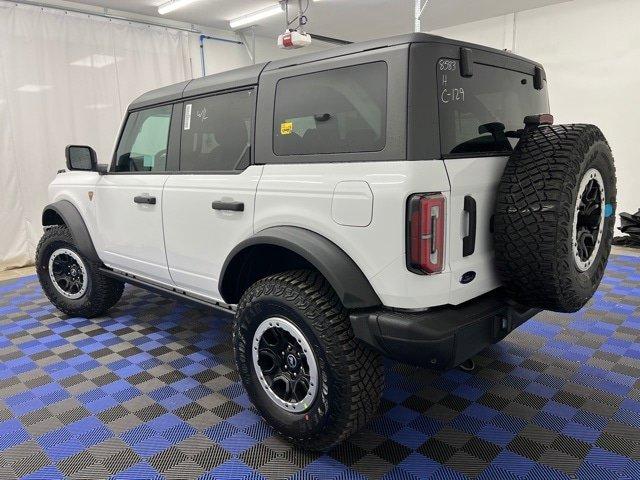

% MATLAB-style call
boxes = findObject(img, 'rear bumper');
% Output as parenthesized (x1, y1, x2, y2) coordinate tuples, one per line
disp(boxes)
(349, 290, 540, 370)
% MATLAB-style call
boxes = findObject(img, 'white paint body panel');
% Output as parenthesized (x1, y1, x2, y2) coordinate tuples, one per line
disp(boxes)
(444, 156, 506, 304)
(331, 181, 374, 227)
(254, 160, 497, 310)
(48, 172, 101, 249)
(162, 166, 263, 299)
(95, 174, 172, 283)
(47, 157, 501, 311)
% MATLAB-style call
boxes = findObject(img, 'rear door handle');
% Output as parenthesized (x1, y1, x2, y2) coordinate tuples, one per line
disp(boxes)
(134, 195, 156, 205)
(212, 201, 244, 212)
(463, 195, 476, 257)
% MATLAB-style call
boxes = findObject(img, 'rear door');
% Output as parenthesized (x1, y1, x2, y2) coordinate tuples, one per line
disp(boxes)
(437, 59, 549, 303)
(162, 88, 261, 300)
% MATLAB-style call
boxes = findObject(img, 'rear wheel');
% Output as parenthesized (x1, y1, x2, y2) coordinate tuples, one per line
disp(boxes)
(36, 226, 124, 318)
(494, 124, 616, 312)
(233, 270, 384, 451)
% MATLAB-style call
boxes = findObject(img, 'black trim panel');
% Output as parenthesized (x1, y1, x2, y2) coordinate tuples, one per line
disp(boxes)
(100, 268, 235, 316)
(219, 226, 381, 309)
(463, 195, 477, 257)
(350, 290, 540, 369)
(42, 200, 100, 263)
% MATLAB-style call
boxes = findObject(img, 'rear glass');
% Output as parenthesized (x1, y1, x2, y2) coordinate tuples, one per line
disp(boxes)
(274, 62, 387, 156)
(437, 59, 549, 156)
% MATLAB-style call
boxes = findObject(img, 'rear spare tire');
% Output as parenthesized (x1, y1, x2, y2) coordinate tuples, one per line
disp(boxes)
(494, 124, 616, 313)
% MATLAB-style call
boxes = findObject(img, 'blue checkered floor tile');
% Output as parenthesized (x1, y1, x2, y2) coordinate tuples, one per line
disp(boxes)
(0, 254, 639, 479)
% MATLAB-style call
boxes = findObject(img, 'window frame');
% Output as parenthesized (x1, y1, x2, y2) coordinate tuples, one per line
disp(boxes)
(255, 46, 408, 165)
(272, 61, 389, 157)
(176, 86, 257, 175)
(109, 103, 177, 175)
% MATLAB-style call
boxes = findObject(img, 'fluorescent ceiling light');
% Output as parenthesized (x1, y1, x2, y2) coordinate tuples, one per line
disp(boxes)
(158, 0, 204, 15)
(71, 54, 121, 68)
(229, 4, 283, 29)
(17, 84, 53, 93)
(84, 103, 112, 110)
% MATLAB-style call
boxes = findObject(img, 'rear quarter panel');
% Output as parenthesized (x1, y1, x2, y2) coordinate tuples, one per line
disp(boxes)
(254, 161, 453, 309)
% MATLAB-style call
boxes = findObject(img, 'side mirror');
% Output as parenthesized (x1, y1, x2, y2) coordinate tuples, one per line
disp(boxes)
(65, 145, 98, 171)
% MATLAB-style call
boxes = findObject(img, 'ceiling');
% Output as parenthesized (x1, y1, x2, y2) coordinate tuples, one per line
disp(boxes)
(69, 0, 573, 41)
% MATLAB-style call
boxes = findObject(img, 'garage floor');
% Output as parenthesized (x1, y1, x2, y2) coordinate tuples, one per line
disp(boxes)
(0, 255, 639, 480)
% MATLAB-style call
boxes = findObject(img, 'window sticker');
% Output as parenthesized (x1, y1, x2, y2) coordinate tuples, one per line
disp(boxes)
(280, 121, 293, 135)
(184, 104, 192, 131)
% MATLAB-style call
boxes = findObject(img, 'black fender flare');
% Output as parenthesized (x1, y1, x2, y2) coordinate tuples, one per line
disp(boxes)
(219, 226, 381, 309)
(42, 200, 100, 263)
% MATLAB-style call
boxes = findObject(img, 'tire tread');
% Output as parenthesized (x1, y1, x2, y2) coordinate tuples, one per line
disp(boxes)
(234, 269, 384, 451)
(494, 124, 616, 312)
(36, 225, 124, 318)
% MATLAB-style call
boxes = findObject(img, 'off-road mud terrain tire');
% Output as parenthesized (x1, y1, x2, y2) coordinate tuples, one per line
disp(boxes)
(494, 124, 616, 313)
(234, 270, 384, 451)
(36, 225, 124, 318)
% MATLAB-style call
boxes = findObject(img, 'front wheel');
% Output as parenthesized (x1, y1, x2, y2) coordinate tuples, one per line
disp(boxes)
(233, 270, 384, 451)
(36, 225, 124, 318)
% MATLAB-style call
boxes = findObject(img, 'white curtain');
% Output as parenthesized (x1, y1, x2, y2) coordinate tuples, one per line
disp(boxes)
(0, 2, 192, 271)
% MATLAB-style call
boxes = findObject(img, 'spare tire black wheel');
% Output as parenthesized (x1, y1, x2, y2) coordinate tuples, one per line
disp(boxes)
(494, 124, 616, 313)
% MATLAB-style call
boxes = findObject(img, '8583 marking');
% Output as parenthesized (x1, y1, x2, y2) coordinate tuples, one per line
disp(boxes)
(439, 59, 457, 71)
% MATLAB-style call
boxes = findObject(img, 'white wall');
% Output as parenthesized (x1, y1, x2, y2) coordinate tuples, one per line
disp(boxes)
(188, 29, 331, 78)
(431, 0, 640, 223)
(0, 2, 192, 270)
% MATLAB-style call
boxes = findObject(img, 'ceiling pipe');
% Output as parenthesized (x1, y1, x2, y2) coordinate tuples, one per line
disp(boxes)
(307, 33, 352, 45)
(199, 34, 244, 77)
(414, 0, 430, 32)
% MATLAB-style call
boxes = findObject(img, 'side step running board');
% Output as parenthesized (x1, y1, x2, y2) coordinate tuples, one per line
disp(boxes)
(99, 267, 236, 316)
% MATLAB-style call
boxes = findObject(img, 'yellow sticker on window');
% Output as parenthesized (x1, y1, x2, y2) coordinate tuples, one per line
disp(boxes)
(280, 122, 293, 135)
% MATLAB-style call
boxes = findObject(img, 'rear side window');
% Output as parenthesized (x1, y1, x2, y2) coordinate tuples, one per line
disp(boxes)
(274, 62, 388, 156)
(180, 89, 253, 172)
(115, 105, 172, 172)
(437, 60, 549, 156)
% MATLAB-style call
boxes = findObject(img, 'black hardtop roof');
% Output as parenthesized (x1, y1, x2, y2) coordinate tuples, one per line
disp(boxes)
(128, 32, 542, 111)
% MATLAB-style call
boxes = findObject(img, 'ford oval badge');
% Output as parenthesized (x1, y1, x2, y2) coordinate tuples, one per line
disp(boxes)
(460, 271, 476, 284)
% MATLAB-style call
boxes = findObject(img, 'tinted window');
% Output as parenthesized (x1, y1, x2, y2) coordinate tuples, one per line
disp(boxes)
(274, 62, 387, 156)
(115, 105, 172, 172)
(180, 90, 253, 172)
(438, 60, 549, 156)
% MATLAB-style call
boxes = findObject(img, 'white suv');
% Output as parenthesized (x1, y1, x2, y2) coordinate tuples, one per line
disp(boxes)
(36, 33, 616, 450)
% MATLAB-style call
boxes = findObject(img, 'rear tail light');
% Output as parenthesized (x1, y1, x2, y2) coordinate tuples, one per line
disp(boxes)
(407, 193, 446, 274)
